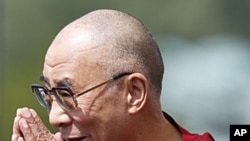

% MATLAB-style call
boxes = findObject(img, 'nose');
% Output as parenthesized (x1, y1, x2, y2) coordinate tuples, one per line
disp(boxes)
(49, 100, 71, 128)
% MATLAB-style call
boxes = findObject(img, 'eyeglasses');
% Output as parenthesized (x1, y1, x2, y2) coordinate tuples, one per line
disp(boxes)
(31, 72, 131, 111)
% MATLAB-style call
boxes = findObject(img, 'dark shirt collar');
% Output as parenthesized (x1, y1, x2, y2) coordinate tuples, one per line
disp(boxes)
(163, 111, 181, 132)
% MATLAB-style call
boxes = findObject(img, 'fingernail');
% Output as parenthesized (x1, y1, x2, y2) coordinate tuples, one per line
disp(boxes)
(30, 109, 37, 117)
(17, 108, 21, 116)
(18, 137, 24, 141)
(21, 119, 28, 128)
(30, 109, 40, 122)
(22, 108, 31, 118)
(11, 134, 17, 140)
(14, 117, 18, 121)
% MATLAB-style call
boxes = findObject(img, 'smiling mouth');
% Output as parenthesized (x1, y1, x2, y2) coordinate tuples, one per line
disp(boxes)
(64, 136, 87, 141)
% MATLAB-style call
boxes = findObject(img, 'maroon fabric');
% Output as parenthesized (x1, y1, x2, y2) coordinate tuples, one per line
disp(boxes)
(163, 112, 215, 141)
(179, 126, 215, 141)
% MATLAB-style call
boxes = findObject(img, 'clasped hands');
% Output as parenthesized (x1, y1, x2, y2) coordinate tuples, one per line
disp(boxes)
(12, 107, 62, 141)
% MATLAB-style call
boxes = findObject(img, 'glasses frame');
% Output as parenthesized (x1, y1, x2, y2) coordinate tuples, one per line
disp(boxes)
(31, 72, 132, 111)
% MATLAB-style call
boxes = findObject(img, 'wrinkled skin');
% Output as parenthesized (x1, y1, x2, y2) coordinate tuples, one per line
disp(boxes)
(12, 107, 62, 141)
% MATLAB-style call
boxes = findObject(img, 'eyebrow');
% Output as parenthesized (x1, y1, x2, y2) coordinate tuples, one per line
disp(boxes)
(55, 78, 72, 88)
(39, 74, 72, 88)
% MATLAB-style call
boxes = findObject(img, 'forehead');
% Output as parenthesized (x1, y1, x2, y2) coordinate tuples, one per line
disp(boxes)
(45, 30, 93, 65)
(43, 46, 103, 88)
(42, 22, 109, 86)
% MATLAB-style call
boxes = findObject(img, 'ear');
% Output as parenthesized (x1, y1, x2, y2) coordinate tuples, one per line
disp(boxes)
(126, 73, 148, 114)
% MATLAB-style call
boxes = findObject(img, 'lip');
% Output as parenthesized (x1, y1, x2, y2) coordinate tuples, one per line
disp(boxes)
(64, 136, 87, 141)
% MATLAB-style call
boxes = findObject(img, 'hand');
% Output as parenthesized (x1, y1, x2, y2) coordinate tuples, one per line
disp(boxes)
(12, 107, 62, 141)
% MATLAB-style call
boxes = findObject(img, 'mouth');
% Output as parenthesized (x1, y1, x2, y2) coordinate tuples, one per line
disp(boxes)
(64, 136, 87, 141)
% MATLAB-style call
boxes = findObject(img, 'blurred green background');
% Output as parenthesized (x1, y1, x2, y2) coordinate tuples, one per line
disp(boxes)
(2, 0, 250, 140)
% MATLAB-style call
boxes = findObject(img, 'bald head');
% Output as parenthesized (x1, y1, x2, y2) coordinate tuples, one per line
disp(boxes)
(45, 9, 164, 96)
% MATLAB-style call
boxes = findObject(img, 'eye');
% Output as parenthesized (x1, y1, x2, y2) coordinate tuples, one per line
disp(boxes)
(56, 89, 72, 98)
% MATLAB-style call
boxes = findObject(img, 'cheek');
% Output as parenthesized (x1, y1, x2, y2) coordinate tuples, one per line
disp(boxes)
(75, 90, 125, 123)
(69, 96, 102, 128)
(70, 89, 128, 138)
(77, 96, 104, 114)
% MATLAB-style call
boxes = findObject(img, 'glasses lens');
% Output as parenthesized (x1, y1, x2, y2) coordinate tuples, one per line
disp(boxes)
(33, 87, 51, 109)
(54, 89, 76, 111)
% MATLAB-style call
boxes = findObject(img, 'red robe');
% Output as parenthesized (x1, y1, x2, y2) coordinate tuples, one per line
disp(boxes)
(180, 126, 214, 141)
(163, 112, 215, 141)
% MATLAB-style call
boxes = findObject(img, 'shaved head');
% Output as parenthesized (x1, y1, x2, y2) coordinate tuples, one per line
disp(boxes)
(13, 9, 212, 141)
(45, 9, 164, 96)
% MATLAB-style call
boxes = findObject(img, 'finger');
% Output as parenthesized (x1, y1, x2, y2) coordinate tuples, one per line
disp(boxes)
(19, 107, 35, 123)
(11, 134, 19, 141)
(29, 109, 56, 141)
(19, 108, 45, 135)
(19, 118, 35, 141)
(17, 137, 24, 141)
(18, 107, 55, 141)
(13, 116, 21, 134)
(30, 108, 49, 131)
(11, 135, 24, 141)
(23, 108, 43, 135)
(12, 116, 22, 141)
(29, 108, 53, 137)
(18, 107, 40, 140)
(20, 108, 55, 141)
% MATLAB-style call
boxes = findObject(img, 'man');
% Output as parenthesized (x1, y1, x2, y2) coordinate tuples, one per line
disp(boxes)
(12, 9, 214, 141)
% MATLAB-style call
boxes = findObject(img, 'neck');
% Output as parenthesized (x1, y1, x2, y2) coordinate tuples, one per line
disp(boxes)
(123, 107, 183, 141)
